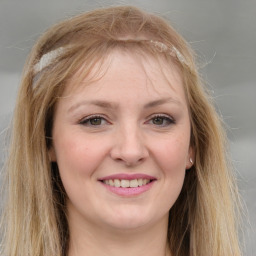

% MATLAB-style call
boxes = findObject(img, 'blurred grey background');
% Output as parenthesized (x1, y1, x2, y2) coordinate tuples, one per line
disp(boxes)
(0, 0, 255, 255)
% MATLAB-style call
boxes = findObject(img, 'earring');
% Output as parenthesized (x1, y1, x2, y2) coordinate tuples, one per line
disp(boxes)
(189, 158, 193, 164)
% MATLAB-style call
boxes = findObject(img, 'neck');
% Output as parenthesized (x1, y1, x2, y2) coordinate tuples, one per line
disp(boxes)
(67, 213, 171, 256)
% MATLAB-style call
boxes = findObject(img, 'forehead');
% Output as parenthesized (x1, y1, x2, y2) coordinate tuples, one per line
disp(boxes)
(63, 49, 186, 105)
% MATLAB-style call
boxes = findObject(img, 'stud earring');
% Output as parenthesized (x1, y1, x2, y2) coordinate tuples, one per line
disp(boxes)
(189, 158, 193, 164)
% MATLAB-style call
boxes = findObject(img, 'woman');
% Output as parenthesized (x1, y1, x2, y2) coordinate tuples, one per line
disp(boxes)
(1, 6, 241, 256)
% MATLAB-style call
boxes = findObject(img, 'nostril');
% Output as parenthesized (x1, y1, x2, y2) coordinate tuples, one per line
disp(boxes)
(109, 134, 149, 166)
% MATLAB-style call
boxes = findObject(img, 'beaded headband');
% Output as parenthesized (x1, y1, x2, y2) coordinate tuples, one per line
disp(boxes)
(149, 40, 188, 65)
(33, 41, 188, 74)
(34, 47, 65, 73)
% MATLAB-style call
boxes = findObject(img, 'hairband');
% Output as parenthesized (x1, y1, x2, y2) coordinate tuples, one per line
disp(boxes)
(33, 47, 66, 73)
(149, 40, 188, 65)
(33, 41, 188, 74)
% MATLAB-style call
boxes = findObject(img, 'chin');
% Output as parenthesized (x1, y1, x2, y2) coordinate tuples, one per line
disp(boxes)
(101, 207, 161, 231)
(105, 218, 150, 231)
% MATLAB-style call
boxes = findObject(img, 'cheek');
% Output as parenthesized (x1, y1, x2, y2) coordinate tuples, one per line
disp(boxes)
(154, 134, 190, 173)
(145, 135, 189, 214)
(53, 133, 107, 179)
(53, 134, 109, 209)
(156, 136, 189, 205)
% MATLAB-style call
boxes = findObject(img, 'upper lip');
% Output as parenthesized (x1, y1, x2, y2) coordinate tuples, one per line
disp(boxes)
(98, 173, 157, 181)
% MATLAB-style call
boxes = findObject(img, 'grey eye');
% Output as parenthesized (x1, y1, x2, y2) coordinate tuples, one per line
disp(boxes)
(89, 118, 102, 125)
(150, 115, 174, 126)
(80, 116, 107, 126)
(152, 117, 165, 125)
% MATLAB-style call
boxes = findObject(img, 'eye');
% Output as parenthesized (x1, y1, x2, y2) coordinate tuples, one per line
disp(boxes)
(79, 115, 108, 126)
(148, 115, 175, 127)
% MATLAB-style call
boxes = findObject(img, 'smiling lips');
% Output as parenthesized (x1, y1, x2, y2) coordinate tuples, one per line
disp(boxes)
(99, 174, 156, 196)
(103, 178, 150, 188)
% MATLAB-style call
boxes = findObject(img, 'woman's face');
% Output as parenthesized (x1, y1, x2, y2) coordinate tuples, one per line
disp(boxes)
(50, 50, 193, 232)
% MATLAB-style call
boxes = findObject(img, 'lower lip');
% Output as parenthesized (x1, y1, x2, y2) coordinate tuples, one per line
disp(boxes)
(100, 181, 155, 196)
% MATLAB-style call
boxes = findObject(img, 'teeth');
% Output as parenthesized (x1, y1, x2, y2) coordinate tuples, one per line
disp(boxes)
(114, 179, 120, 187)
(120, 180, 129, 188)
(103, 178, 150, 188)
(130, 179, 138, 188)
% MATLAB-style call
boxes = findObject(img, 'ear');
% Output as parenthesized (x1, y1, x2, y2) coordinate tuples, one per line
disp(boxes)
(48, 146, 57, 162)
(186, 146, 195, 170)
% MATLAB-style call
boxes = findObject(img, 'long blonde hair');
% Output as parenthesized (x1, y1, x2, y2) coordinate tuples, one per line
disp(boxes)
(1, 6, 241, 256)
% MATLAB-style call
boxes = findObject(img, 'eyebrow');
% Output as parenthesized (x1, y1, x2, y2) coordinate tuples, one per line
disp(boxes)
(144, 97, 182, 108)
(68, 97, 182, 113)
(68, 100, 117, 113)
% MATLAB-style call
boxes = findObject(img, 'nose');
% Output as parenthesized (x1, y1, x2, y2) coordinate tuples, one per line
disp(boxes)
(110, 124, 149, 166)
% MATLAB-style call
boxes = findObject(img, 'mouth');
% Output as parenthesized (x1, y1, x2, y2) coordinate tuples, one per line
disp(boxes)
(98, 174, 157, 196)
(101, 178, 152, 188)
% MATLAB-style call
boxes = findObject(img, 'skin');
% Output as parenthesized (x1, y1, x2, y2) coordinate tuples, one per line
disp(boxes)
(50, 50, 194, 256)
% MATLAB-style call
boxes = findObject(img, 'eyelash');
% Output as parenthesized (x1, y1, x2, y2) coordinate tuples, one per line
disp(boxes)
(147, 114, 175, 127)
(78, 114, 175, 127)
(79, 115, 109, 126)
